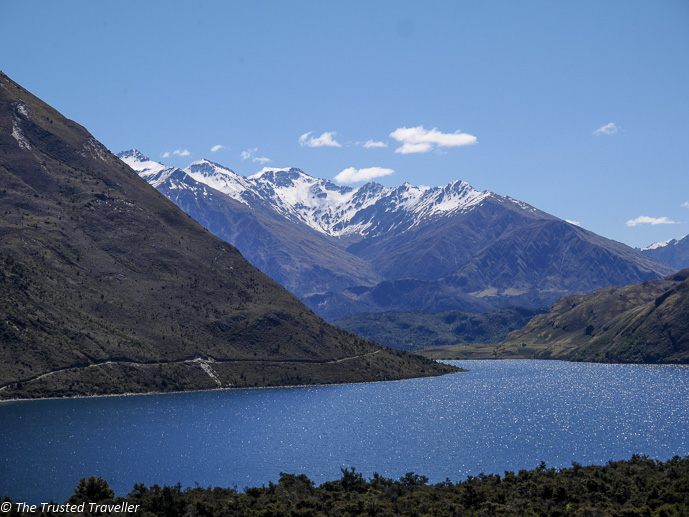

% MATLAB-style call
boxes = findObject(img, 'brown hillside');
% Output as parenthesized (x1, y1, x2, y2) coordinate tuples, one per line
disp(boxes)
(497, 269, 689, 363)
(0, 71, 456, 399)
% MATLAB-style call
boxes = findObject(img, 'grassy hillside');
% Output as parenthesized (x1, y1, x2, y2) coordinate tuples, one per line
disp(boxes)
(496, 269, 689, 363)
(419, 270, 689, 364)
(0, 71, 457, 399)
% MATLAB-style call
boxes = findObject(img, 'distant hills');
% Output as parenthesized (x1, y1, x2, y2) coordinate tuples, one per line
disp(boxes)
(120, 151, 672, 321)
(333, 307, 544, 352)
(0, 71, 455, 399)
(640, 235, 689, 271)
(492, 268, 689, 363)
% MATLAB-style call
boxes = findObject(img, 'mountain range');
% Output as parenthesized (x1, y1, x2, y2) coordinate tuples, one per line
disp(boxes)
(0, 71, 454, 399)
(120, 151, 673, 321)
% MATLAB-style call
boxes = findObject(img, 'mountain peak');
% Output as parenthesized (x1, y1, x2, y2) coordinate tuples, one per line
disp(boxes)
(183, 159, 249, 200)
(640, 234, 689, 271)
(113, 144, 673, 324)
(118, 153, 551, 241)
(357, 181, 387, 193)
(186, 158, 237, 176)
(188, 158, 215, 167)
(444, 178, 474, 191)
(249, 167, 308, 181)
(117, 149, 168, 178)
(117, 149, 150, 162)
(641, 239, 675, 251)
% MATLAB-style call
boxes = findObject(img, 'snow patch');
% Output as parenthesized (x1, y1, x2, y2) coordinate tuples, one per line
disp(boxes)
(249, 167, 293, 179)
(641, 239, 673, 251)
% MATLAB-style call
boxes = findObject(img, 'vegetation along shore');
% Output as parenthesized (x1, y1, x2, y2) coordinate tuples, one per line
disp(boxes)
(2, 455, 688, 516)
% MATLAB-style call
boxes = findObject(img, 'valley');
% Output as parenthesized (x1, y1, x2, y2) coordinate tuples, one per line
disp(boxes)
(2, 3, 688, 513)
(419, 268, 689, 363)
(118, 151, 688, 366)
(120, 151, 672, 323)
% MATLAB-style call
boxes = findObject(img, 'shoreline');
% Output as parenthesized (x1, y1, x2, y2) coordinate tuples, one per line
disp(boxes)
(0, 368, 465, 405)
(5, 357, 688, 404)
(4, 357, 688, 404)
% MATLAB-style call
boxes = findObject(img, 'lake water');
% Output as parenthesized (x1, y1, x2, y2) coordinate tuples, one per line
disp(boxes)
(1, 360, 688, 504)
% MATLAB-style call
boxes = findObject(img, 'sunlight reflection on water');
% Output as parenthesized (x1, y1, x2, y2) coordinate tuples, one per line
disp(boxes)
(1, 360, 687, 503)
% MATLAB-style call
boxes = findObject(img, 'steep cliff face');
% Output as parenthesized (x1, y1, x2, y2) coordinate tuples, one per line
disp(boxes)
(0, 71, 456, 399)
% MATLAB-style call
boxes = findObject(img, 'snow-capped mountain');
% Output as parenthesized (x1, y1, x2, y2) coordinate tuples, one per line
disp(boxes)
(118, 150, 672, 320)
(184, 159, 252, 202)
(640, 234, 689, 271)
(254, 170, 530, 241)
(120, 150, 534, 241)
(119, 151, 247, 201)
(243, 168, 501, 240)
(118, 149, 169, 180)
(641, 240, 673, 251)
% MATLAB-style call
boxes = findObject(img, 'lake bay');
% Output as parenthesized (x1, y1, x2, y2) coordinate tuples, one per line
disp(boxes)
(1, 360, 688, 504)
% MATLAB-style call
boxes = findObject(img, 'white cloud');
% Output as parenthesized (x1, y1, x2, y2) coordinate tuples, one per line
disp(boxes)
(299, 131, 342, 148)
(334, 166, 394, 184)
(363, 140, 387, 148)
(241, 147, 258, 161)
(390, 126, 477, 154)
(682, 201, 689, 209)
(210, 145, 224, 153)
(626, 215, 679, 227)
(241, 147, 270, 164)
(593, 122, 619, 136)
(162, 152, 170, 158)
(173, 148, 191, 157)
(565, 220, 581, 226)
(396, 141, 434, 154)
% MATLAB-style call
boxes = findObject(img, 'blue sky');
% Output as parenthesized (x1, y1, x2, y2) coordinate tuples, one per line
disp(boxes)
(1, 0, 688, 248)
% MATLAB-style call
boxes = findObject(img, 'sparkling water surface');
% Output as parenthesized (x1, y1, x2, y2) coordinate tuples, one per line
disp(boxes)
(1, 360, 688, 503)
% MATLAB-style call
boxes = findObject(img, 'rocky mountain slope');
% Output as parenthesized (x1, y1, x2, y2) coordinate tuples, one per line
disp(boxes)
(641, 235, 689, 271)
(121, 151, 672, 320)
(119, 151, 383, 298)
(496, 269, 689, 363)
(0, 71, 455, 399)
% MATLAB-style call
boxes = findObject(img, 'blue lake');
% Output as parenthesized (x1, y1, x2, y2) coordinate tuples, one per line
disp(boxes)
(1, 360, 688, 504)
